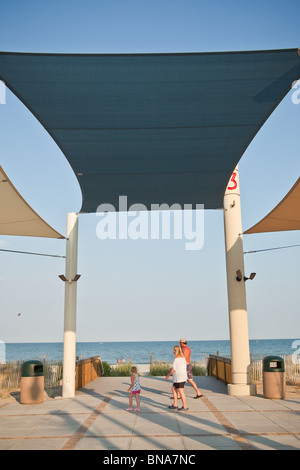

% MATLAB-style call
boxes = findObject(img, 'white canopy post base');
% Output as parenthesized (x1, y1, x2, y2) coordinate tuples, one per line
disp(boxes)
(223, 167, 256, 397)
(62, 212, 79, 399)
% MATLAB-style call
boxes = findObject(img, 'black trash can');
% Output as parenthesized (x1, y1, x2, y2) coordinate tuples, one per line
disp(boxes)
(263, 356, 286, 399)
(20, 360, 44, 404)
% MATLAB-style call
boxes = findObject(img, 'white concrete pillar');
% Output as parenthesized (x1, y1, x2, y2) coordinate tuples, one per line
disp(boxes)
(223, 167, 256, 396)
(62, 212, 79, 398)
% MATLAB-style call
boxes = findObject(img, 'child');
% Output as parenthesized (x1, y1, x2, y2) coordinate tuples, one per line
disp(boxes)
(127, 366, 141, 411)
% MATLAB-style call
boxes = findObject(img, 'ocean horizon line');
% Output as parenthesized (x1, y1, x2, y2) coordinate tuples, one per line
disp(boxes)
(3, 338, 298, 363)
(3, 337, 297, 344)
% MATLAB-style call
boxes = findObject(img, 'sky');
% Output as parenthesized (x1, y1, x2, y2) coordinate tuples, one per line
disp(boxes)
(0, 0, 299, 345)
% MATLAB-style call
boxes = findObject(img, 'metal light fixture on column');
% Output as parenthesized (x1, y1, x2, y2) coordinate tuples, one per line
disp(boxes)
(236, 270, 256, 282)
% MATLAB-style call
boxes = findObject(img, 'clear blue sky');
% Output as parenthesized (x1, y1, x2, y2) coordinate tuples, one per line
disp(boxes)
(0, 0, 299, 344)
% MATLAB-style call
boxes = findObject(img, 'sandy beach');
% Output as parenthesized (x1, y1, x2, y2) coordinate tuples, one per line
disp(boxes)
(135, 364, 150, 375)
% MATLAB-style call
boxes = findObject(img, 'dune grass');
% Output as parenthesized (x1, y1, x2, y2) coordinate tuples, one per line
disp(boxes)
(102, 362, 133, 377)
(150, 361, 206, 376)
(150, 361, 171, 376)
(102, 360, 206, 377)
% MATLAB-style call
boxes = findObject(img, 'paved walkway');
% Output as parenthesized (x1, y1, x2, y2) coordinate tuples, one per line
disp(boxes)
(0, 375, 300, 450)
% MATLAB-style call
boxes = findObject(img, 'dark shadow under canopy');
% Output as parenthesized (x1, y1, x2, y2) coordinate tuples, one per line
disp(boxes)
(0, 49, 299, 213)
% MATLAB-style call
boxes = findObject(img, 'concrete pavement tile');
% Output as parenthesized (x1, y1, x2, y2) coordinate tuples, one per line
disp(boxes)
(0, 414, 53, 438)
(86, 412, 137, 436)
(238, 396, 288, 411)
(59, 400, 104, 415)
(137, 393, 177, 412)
(9, 437, 69, 450)
(0, 399, 71, 415)
(71, 395, 106, 405)
(0, 439, 18, 450)
(223, 411, 288, 434)
(245, 434, 300, 450)
(261, 411, 300, 433)
(275, 399, 300, 411)
(19, 401, 70, 415)
(129, 435, 185, 450)
(133, 413, 180, 435)
(74, 436, 131, 450)
(134, 401, 170, 413)
(207, 395, 253, 411)
(102, 396, 134, 413)
(193, 377, 228, 395)
(176, 411, 228, 435)
(183, 398, 210, 412)
(29, 413, 89, 437)
(182, 434, 241, 450)
(0, 402, 33, 415)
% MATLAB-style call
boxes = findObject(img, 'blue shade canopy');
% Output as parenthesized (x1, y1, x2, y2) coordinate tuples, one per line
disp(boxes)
(0, 49, 299, 213)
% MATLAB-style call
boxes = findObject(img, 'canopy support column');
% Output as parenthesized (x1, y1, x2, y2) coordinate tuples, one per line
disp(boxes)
(223, 167, 256, 396)
(62, 212, 79, 398)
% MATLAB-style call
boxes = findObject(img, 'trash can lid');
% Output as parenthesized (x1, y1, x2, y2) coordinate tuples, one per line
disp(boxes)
(21, 360, 44, 377)
(263, 355, 285, 372)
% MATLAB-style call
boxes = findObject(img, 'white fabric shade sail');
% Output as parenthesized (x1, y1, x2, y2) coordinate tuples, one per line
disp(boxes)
(0, 165, 64, 239)
(244, 178, 300, 234)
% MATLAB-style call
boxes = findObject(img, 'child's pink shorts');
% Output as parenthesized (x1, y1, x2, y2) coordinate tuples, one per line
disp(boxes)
(131, 390, 140, 395)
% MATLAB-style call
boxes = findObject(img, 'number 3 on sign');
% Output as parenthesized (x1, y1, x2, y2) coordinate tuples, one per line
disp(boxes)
(228, 172, 237, 190)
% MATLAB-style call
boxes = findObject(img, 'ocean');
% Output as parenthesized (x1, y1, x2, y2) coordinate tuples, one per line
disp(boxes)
(1, 338, 299, 364)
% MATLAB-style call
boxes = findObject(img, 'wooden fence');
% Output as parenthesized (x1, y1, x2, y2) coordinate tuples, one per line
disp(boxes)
(208, 354, 300, 386)
(75, 355, 103, 390)
(207, 355, 232, 384)
(1, 356, 103, 391)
